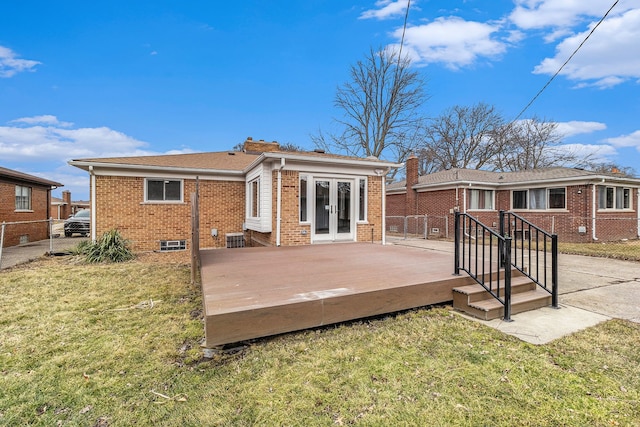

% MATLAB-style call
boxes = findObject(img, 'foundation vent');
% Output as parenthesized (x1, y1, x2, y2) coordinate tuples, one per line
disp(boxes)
(160, 240, 186, 251)
(226, 232, 245, 249)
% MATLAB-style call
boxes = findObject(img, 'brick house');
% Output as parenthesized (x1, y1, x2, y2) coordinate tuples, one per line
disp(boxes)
(51, 191, 90, 219)
(68, 138, 400, 252)
(0, 166, 62, 247)
(387, 156, 640, 242)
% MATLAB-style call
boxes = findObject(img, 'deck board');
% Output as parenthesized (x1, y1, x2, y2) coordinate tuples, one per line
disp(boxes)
(200, 242, 475, 347)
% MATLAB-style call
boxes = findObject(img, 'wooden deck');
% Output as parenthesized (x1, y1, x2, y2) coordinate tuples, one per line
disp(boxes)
(200, 242, 479, 347)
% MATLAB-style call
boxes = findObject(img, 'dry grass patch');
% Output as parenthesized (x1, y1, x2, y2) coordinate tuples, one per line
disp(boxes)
(1, 255, 639, 426)
(559, 240, 640, 262)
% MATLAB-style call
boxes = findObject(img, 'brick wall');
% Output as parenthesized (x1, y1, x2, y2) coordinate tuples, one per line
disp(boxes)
(389, 181, 639, 243)
(362, 175, 383, 242)
(94, 176, 245, 252)
(386, 193, 406, 217)
(0, 180, 51, 247)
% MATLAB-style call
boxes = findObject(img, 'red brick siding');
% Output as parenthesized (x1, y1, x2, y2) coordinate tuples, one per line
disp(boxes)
(358, 176, 383, 242)
(0, 180, 51, 247)
(390, 184, 638, 243)
(386, 193, 406, 217)
(94, 176, 245, 252)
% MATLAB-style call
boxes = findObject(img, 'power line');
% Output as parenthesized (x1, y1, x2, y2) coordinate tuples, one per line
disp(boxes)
(513, 0, 620, 122)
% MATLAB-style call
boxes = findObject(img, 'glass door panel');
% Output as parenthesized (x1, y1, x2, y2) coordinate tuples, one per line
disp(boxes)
(315, 180, 330, 235)
(312, 178, 354, 242)
(336, 181, 351, 234)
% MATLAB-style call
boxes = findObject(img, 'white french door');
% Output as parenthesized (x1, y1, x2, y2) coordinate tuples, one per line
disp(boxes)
(313, 178, 355, 242)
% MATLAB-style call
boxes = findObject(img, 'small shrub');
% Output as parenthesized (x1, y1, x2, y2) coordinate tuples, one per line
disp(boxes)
(72, 239, 92, 256)
(84, 229, 135, 263)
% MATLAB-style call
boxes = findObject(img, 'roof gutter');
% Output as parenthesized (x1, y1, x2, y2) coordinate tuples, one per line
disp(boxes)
(68, 160, 245, 176)
(244, 152, 401, 173)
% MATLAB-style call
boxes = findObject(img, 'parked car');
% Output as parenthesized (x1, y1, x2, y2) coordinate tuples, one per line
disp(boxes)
(64, 209, 90, 237)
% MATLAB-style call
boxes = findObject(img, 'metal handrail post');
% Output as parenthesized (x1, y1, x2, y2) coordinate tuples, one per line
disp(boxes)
(551, 234, 559, 308)
(503, 236, 512, 321)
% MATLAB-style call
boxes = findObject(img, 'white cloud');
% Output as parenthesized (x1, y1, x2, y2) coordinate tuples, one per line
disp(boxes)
(509, 0, 633, 32)
(554, 120, 607, 138)
(0, 115, 192, 162)
(360, 0, 409, 20)
(10, 115, 74, 127)
(0, 45, 41, 78)
(0, 115, 195, 200)
(532, 8, 640, 88)
(560, 142, 618, 163)
(603, 130, 640, 150)
(394, 17, 506, 69)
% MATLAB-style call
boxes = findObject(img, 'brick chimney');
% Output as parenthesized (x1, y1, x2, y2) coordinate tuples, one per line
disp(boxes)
(405, 155, 419, 216)
(61, 190, 72, 219)
(243, 137, 281, 153)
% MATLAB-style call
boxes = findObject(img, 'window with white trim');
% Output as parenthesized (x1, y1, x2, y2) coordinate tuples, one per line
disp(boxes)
(300, 175, 308, 222)
(15, 185, 32, 210)
(358, 178, 367, 221)
(468, 189, 494, 210)
(249, 178, 260, 218)
(598, 186, 631, 209)
(512, 188, 566, 210)
(145, 179, 182, 202)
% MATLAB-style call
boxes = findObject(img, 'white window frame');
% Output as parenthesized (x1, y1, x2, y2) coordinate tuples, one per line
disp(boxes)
(511, 187, 566, 211)
(249, 177, 261, 219)
(468, 189, 495, 211)
(357, 177, 368, 223)
(144, 178, 183, 203)
(299, 175, 309, 223)
(598, 186, 632, 210)
(15, 185, 32, 211)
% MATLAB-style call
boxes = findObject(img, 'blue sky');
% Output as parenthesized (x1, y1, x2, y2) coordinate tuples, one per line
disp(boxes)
(1, 0, 639, 200)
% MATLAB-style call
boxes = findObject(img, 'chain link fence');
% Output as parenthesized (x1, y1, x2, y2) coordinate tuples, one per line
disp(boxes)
(386, 215, 450, 240)
(0, 219, 88, 270)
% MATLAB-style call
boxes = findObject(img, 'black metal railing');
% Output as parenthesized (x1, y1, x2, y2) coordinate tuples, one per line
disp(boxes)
(454, 212, 513, 321)
(499, 210, 558, 308)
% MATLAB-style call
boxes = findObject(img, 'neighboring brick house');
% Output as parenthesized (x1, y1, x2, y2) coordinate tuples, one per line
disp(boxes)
(387, 156, 640, 243)
(68, 138, 400, 252)
(0, 166, 62, 247)
(51, 191, 90, 219)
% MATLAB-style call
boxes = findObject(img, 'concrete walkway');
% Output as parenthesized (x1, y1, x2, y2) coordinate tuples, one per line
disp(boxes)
(0, 236, 87, 270)
(390, 237, 640, 344)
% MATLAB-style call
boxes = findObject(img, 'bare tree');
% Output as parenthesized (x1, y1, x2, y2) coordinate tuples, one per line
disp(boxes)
(421, 103, 504, 170)
(492, 117, 579, 171)
(312, 46, 428, 166)
(582, 161, 636, 177)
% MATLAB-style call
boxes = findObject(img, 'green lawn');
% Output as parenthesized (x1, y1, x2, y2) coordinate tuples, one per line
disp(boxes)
(1, 255, 639, 426)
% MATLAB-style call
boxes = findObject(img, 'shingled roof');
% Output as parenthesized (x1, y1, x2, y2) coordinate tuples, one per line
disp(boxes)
(388, 167, 640, 192)
(0, 166, 63, 187)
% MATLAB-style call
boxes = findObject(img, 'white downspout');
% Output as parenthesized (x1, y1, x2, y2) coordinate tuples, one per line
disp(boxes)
(382, 173, 387, 245)
(276, 158, 285, 247)
(592, 183, 598, 241)
(462, 187, 467, 214)
(89, 166, 97, 242)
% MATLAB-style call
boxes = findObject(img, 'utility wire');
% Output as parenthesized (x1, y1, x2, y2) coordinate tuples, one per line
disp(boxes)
(396, 0, 411, 65)
(513, 0, 620, 122)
